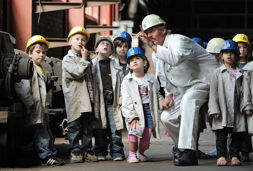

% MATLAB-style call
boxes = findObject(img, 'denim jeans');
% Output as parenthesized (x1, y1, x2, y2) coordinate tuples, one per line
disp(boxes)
(93, 104, 124, 158)
(33, 114, 57, 159)
(67, 113, 94, 154)
(143, 103, 153, 128)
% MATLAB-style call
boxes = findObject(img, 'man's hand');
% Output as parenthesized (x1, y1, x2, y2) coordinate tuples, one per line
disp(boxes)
(136, 25, 154, 48)
(81, 46, 89, 61)
(244, 110, 253, 116)
(162, 94, 174, 109)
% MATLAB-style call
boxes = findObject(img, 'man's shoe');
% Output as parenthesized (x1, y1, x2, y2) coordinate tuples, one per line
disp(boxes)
(70, 150, 84, 163)
(172, 146, 183, 159)
(197, 149, 211, 159)
(174, 149, 198, 166)
(42, 156, 65, 166)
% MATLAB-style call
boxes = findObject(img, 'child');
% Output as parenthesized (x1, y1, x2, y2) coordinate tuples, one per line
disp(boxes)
(92, 36, 125, 161)
(206, 37, 225, 64)
(192, 37, 204, 48)
(62, 26, 95, 163)
(205, 37, 225, 158)
(121, 47, 161, 163)
(113, 31, 132, 75)
(233, 33, 252, 69)
(241, 61, 253, 160)
(233, 33, 252, 162)
(208, 40, 247, 166)
(15, 35, 64, 166)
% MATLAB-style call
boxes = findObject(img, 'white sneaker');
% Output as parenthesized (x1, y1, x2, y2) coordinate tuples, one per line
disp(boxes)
(97, 156, 106, 161)
(137, 151, 148, 162)
(127, 152, 139, 163)
(70, 151, 83, 163)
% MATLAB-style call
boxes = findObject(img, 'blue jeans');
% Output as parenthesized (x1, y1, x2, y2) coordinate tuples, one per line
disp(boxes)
(67, 113, 94, 153)
(93, 104, 124, 158)
(143, 103, 153, 128)
(33, 114, 57, 159)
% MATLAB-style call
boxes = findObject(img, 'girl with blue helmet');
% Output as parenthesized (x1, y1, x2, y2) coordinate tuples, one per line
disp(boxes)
(113, 32, 132, 75)
(121, 47, 161, 163)
(126, 47, 149, 72)
(209, 40, 248, 166)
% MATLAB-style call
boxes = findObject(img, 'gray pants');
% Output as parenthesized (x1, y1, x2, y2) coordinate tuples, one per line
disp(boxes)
(161, 84, 209, 150)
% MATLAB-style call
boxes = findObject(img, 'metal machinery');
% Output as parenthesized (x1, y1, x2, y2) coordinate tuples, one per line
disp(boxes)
(0, 0, 123, 166)
(0, 31, 34, 166)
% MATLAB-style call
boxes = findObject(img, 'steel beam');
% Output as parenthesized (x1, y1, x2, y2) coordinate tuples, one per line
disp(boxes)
(47, 25, 119, 48)
(35, 0, 119, 13)
(86, 25, 119, 34)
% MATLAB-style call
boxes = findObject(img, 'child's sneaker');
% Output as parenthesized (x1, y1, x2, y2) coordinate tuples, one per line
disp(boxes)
(127, 151, 139, 163)
(84, 151, 98, 162)
(97, 155, 106, 161)
(231, 157, 241, 166)
(241, 152, 250, 162)
(42, 156, 65, 166)
(113, 156, 124, 161)
(137, 151, 149, 162)
(70, 150, 83, 163)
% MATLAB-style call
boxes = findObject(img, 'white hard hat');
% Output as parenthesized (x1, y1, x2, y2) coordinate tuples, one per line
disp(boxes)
(142, 14, 166, 31)
(206, 38, 225, 54)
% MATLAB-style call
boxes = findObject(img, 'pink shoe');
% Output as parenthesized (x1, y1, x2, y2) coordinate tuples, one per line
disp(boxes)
(137, 151, 148, 162)
(163, 130, 171, 137)
(127, 152, 139, 163)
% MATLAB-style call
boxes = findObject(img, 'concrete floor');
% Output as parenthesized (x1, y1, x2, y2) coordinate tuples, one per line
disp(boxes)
(1, 126, 253, 171)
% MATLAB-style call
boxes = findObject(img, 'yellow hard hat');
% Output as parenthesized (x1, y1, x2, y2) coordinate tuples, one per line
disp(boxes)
(26, 35, 50, 53)
(232, 33, 250, 46)
(67, 26, 90, 41)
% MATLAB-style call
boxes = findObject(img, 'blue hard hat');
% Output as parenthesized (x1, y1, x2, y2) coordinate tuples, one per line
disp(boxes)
(126, 47, 146, 63)
(220, 40, 239, 53)
(114, 31, 132, 44)
(203, 42, 208, 49)
(192, 37, 204, 47)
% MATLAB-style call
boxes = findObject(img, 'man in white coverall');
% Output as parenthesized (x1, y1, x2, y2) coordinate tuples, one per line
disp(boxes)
(137, 14, 218, 166)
